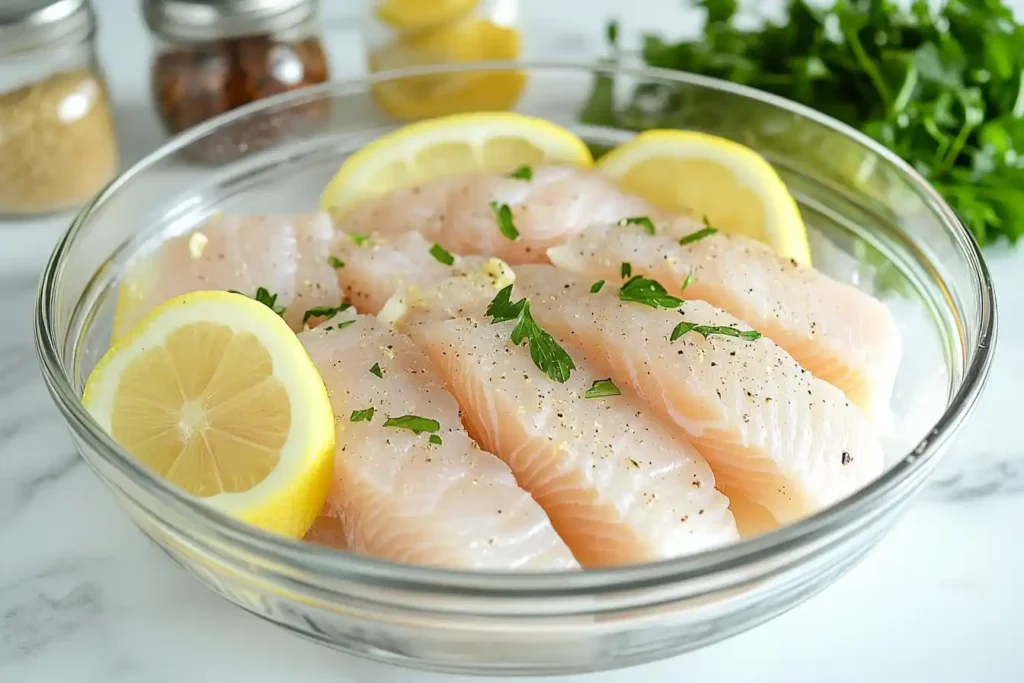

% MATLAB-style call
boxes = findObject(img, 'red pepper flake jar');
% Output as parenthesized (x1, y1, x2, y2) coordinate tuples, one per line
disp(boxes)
(142, 0, 330, 164)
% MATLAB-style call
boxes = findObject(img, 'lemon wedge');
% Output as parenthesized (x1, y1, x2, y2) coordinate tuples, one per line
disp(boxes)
(83, 291, 336, 538)
(320, 112, 593, 217)
(375, 0, 479, 31)
(369, 17, 524, 121)
(597, 130, 812, 265)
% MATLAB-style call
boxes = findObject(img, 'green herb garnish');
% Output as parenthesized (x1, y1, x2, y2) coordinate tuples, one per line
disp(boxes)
(383, 414, 441, 435)
(429, 243, 455, 265)
(323, 319, 356, 332)
(590, 279, 606, 293)
(681, 271, 693, 293)
(327, 256, 344, 269)
(369, 362, 383, 378)
(489, 201, 520, 241)
(620, 262, 632, 279)
(302, 303, 351, 324)
(619, 275, 684, 309)
(678, 227, 717, 246)
(618, 215, 656, 235)
(584, 2, 1024, 247)
(349, 232, 370, 246)
(507, 164, 533, 180)
(229, 287, 286, 316)
(670, 321, 762, 342)
(485, 284, 576, 383)
(584, 378, 621, 399)
(429, 434, 443, 445)
(484, 283, 522, 323)
(350, 407, 375, 422)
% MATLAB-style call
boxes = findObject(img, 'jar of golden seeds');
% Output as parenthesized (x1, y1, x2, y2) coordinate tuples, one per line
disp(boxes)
(0, 0, 119, 216)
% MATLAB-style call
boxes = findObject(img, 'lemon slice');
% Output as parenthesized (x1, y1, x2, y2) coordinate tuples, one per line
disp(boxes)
(83, 291, 336, 538)
(369, 17, 525, 121)
(321, 112, 593, 217)
(597, 130, 812, 265)
(375, 0, 479, 31)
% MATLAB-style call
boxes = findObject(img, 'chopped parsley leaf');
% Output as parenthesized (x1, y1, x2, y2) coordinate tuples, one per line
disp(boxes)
(429, 243, 455, 266)
(618, 215, 656, 235)
(383, 414, 440, 434)
(618, 275, 684, 309)
(583, 378, 621, 399)
(350, 407, 374, 422)
(489, 201, 520, 241)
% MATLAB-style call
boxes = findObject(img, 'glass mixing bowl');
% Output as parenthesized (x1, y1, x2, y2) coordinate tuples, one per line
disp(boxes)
(35, 63, 996, 676)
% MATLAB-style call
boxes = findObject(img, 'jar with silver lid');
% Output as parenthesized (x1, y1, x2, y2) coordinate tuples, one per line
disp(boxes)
(0, 0, 119, 216)
(143, 0, 331, 164)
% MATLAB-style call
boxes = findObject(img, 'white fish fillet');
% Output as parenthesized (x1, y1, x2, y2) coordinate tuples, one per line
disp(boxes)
(510, 265, 885, 531)
(331, 231, 487, 315)
(390, 274, 738, 566)
(335, 166, 659, 264)
(298, 310, 578, 570)
(548, 220, 901, 425)
(116, 213, 341, 336)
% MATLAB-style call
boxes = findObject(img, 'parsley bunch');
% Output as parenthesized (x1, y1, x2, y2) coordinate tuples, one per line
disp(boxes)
(583, 0, 1024, 247)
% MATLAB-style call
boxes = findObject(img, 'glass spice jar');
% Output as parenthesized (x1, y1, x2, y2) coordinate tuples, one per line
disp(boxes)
(142, 0, 330, 164)
(0, 0, 119, 216)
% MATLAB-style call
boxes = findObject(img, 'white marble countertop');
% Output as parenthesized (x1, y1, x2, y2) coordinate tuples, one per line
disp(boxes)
(2, 1, 1023, 681)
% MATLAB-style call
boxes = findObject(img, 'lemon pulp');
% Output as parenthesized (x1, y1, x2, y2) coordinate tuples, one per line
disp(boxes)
(84, 291, 336, 538)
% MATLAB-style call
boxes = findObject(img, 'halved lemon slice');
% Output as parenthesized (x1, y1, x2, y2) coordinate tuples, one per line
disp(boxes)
(83, 291, 336, 538)
(320, 112, 592, 217)
(369, 17, 524, 122)
(597, 130, 812, 265)
(375, 0, 479, 31)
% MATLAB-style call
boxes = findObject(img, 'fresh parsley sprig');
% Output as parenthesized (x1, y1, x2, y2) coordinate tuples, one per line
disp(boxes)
(507, 165, 533, 180)
(618, 215, 656, 235)
(583, 1, 1024, 247)
(489, 201, 520, 241)
(678, 226, 717, 246)
(302, 303, 351, 324)
(429, 243, 455, 265)
(619, 275, 684, 309)
(350, 407, 374, 422)
(584, 378, 621, 399)
(485, 284, 576, 383)
(383, 414, 441, 434)
(229, 286, 286, 316)
(670, 321, 762, 342)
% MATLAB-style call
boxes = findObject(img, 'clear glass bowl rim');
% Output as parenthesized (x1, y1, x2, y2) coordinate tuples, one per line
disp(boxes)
(34, 61, 997, 597)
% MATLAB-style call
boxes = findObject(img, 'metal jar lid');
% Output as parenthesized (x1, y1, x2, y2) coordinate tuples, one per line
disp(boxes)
(142, 0, 317, 42)
(0, 0, 95, 57)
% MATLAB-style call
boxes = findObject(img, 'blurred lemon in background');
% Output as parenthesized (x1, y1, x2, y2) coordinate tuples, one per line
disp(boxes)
(368, 0, 526, 120)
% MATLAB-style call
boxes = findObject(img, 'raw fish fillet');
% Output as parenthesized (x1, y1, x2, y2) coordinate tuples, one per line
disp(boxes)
(387, 273, 737, 566)
(304, 511, 348, 550)
(331, 231, 487, 315)
(298, 309, 578, 570)
(335, 166, 659, 264)
(548, 220, 901, 426)
(115, 213, 341, 337)
(510, 265, 885, 530)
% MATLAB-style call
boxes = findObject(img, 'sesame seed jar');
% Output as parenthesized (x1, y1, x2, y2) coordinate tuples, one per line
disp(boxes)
(0, 0, 118, 216)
